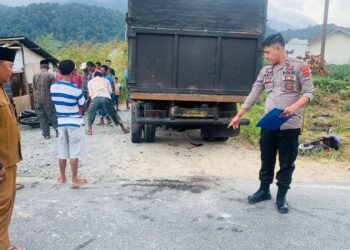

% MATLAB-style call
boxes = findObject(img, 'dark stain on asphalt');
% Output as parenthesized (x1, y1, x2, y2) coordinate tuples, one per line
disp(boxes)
(121, 179, 210, 194)
(138, 215, 154, 221)
(228, 198, 247, 204)
(217, 227, 244, 233)
(292, 207, 319, 218)
(74, 239, 95, 250)
(206, 214, 214, 219)
(137, 179, 151, 182)
(336, 212, 346, 216)
(31, 182, 39, 188)
(231, 228, 244, 233)
(246, 206, 265, 212)
(292, 207, 350, 228)
(127, 195, 153, 200)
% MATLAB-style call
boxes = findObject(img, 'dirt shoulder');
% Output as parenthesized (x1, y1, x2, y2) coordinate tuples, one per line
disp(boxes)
(18, 110, 350, 184)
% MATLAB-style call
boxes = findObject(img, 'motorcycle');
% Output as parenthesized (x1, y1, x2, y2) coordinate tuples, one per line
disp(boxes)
(18, 110, 40, 128)
(298, 129, 340, 155)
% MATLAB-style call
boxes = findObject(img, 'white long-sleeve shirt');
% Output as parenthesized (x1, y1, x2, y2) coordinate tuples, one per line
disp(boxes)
(87, 77, 112, 100)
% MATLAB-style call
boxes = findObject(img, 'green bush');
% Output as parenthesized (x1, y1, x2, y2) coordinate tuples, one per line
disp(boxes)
(238, 100, 265, 145)
(341, 102, 350, 112)
(313, 76, 350, 94)
(326, 64, 350, 82)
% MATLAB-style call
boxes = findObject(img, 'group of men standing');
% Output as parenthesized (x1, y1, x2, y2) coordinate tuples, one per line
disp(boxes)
(32, 59, 128, 138)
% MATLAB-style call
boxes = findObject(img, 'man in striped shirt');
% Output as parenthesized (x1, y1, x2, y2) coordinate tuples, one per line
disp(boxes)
(50, 60, 87, 188)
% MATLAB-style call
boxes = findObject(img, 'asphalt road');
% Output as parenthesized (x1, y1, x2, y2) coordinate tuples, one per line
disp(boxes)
(11, 176, 350, 250)
(10, 110, 350, 250)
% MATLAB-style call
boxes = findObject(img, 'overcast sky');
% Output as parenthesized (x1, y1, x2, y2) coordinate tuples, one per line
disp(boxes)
(269, 0, 350, 28)
(1, 0, 349, 28)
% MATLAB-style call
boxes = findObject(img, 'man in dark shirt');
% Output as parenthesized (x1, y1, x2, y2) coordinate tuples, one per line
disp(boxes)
(10, 75, 26, 97)
(33, 60, 58, 139)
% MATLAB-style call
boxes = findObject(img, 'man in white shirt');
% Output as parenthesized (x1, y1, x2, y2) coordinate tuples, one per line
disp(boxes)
(86, 71, 129, 135)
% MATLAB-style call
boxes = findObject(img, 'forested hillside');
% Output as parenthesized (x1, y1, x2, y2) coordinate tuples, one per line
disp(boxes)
(0, 3, 125, 42)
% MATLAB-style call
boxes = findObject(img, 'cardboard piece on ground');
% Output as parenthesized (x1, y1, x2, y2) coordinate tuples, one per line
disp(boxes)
(13, 95, 31, 114)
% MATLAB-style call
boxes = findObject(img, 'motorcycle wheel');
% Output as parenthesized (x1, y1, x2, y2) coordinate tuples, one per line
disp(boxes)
(18, 116, 40, 128)
(298, 141, 323, 155)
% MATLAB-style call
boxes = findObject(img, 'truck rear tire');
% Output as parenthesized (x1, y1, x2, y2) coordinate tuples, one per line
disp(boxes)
(131, 102, 142, 143)
(144, 125, 156, 143)
(143, 102, 156, 142)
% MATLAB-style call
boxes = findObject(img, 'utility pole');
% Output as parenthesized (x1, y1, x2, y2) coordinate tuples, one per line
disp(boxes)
(320, 0, 329, 68)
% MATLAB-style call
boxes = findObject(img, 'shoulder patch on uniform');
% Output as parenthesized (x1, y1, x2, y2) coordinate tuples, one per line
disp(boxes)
(301, 65, 310, 78)
(264, 77, 272, 84)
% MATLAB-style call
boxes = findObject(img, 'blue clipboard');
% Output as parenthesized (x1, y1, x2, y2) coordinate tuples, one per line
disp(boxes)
(256, 108, 292, 130)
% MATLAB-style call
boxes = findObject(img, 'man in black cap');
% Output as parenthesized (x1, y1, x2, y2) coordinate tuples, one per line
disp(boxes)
(0, 46, 25, 250)
(33, 59, 58, 139)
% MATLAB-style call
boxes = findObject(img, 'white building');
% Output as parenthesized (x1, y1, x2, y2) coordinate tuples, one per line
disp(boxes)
(0, 36, 58, 112)
(285, 38, 308, 58)
(307, 28, 350, 65)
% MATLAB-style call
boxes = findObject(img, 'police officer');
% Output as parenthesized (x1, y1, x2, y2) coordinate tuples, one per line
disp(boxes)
(0, 47, 25, 249)
(228, 33, 314, 214)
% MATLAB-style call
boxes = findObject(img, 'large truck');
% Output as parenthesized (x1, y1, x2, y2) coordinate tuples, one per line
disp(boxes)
(126, 0, 268, 143)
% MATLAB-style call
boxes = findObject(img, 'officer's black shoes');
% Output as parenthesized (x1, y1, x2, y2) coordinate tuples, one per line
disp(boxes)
(276, 188, 289, 214)
(248, 185, 291, 213)
(248, 189, 272, 204)
(277, 199, 289, 213)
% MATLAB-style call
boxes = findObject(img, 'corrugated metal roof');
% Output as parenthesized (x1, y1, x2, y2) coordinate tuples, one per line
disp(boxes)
(0, 36, 59, 65)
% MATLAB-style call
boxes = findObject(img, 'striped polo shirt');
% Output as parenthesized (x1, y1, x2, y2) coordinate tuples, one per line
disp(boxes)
(50, 81, 85, 127)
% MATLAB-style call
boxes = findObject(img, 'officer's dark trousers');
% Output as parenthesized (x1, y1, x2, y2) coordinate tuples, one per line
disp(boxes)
(259, 128, 300, 189)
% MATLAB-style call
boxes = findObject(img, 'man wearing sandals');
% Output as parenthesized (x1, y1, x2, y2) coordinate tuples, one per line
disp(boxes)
(0, 47, 26, 250)
(50, 60, 88, 188)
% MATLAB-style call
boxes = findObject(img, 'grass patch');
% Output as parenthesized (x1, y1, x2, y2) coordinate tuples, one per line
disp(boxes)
(239, 103, 263, 145)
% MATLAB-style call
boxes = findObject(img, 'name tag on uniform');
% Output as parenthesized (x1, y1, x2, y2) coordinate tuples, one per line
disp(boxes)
(266, 68, 273, 73)
(285, 82, 294, 90)
(286, 66, 294, 71)
(285, 75, 294, 81)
